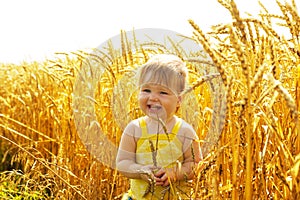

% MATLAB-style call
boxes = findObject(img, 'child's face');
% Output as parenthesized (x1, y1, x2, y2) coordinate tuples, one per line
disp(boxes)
(138, 83, 181, 121)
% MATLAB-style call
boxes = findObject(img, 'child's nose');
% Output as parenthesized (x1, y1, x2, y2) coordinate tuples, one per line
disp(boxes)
(149, 93, 159, 101)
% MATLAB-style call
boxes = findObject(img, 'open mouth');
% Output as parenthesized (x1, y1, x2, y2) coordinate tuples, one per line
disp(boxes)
(147, 104, 162, 113)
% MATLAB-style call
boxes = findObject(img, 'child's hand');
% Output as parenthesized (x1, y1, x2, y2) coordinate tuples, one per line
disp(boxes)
(154, 168, 176, 186)
(138, 165, 160, 183)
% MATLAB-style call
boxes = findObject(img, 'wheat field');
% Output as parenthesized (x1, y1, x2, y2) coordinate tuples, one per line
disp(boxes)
(0, 0, 299, 199)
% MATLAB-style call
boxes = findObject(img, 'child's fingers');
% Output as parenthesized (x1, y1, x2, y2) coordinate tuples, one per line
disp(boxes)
(154, 168, 175, 186)
(155, 174, 170, 186)
(158, 173, 168, 182)
(154, 168, 165, 178)
(138, 165, 157, 182)
(154, 178, 164, 186)
(162, 179, 170, 186)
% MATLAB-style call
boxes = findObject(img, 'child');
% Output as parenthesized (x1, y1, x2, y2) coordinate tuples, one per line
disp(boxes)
(116, 54, 201, 199)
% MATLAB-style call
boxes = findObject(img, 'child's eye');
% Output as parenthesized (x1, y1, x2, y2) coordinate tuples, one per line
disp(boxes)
(160, 91, 169, 95)
(142, 89, 151, 93)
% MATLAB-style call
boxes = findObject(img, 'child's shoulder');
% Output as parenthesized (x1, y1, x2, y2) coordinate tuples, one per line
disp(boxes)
(176, 117, 194, 130)
(123, 117, 144, 136)
(176, 117, 198, 138)
(126, 117, 143, 128)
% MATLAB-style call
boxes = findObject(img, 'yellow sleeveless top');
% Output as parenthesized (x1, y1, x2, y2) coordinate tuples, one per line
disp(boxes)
(127, 116, 192, 199)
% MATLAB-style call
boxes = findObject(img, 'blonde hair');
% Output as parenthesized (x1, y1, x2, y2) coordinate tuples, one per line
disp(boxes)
(137, 54, 188, 96)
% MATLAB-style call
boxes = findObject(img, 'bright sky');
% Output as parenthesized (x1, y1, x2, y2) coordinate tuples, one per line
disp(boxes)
(0, 0, 284, 64)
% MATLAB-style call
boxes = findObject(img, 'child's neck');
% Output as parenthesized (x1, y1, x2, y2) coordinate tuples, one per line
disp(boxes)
(145, 115, 176, 134)
(147, 115, 175, 123)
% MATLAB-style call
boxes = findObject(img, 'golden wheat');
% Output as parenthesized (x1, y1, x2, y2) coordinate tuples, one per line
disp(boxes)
(0, 0, 300, 199)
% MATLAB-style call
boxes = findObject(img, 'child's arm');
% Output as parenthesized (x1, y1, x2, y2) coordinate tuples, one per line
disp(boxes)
(116, 122, 158, 180)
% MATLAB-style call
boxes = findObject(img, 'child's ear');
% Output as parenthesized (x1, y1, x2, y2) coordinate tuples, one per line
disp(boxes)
(177, 96, 182, 107)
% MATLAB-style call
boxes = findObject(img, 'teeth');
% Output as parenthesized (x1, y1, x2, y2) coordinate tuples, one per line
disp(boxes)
(151, 105, 161, 108)
(152, 105, 160, 109)
(148, 105, 161, 111)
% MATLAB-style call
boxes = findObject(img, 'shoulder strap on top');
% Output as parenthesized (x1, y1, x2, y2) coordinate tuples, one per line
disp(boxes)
(139, 117, 148, 137)
(171, 117, 182, 135)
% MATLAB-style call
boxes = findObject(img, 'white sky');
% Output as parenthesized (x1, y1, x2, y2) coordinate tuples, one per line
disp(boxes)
(0, 0, 286, 64)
